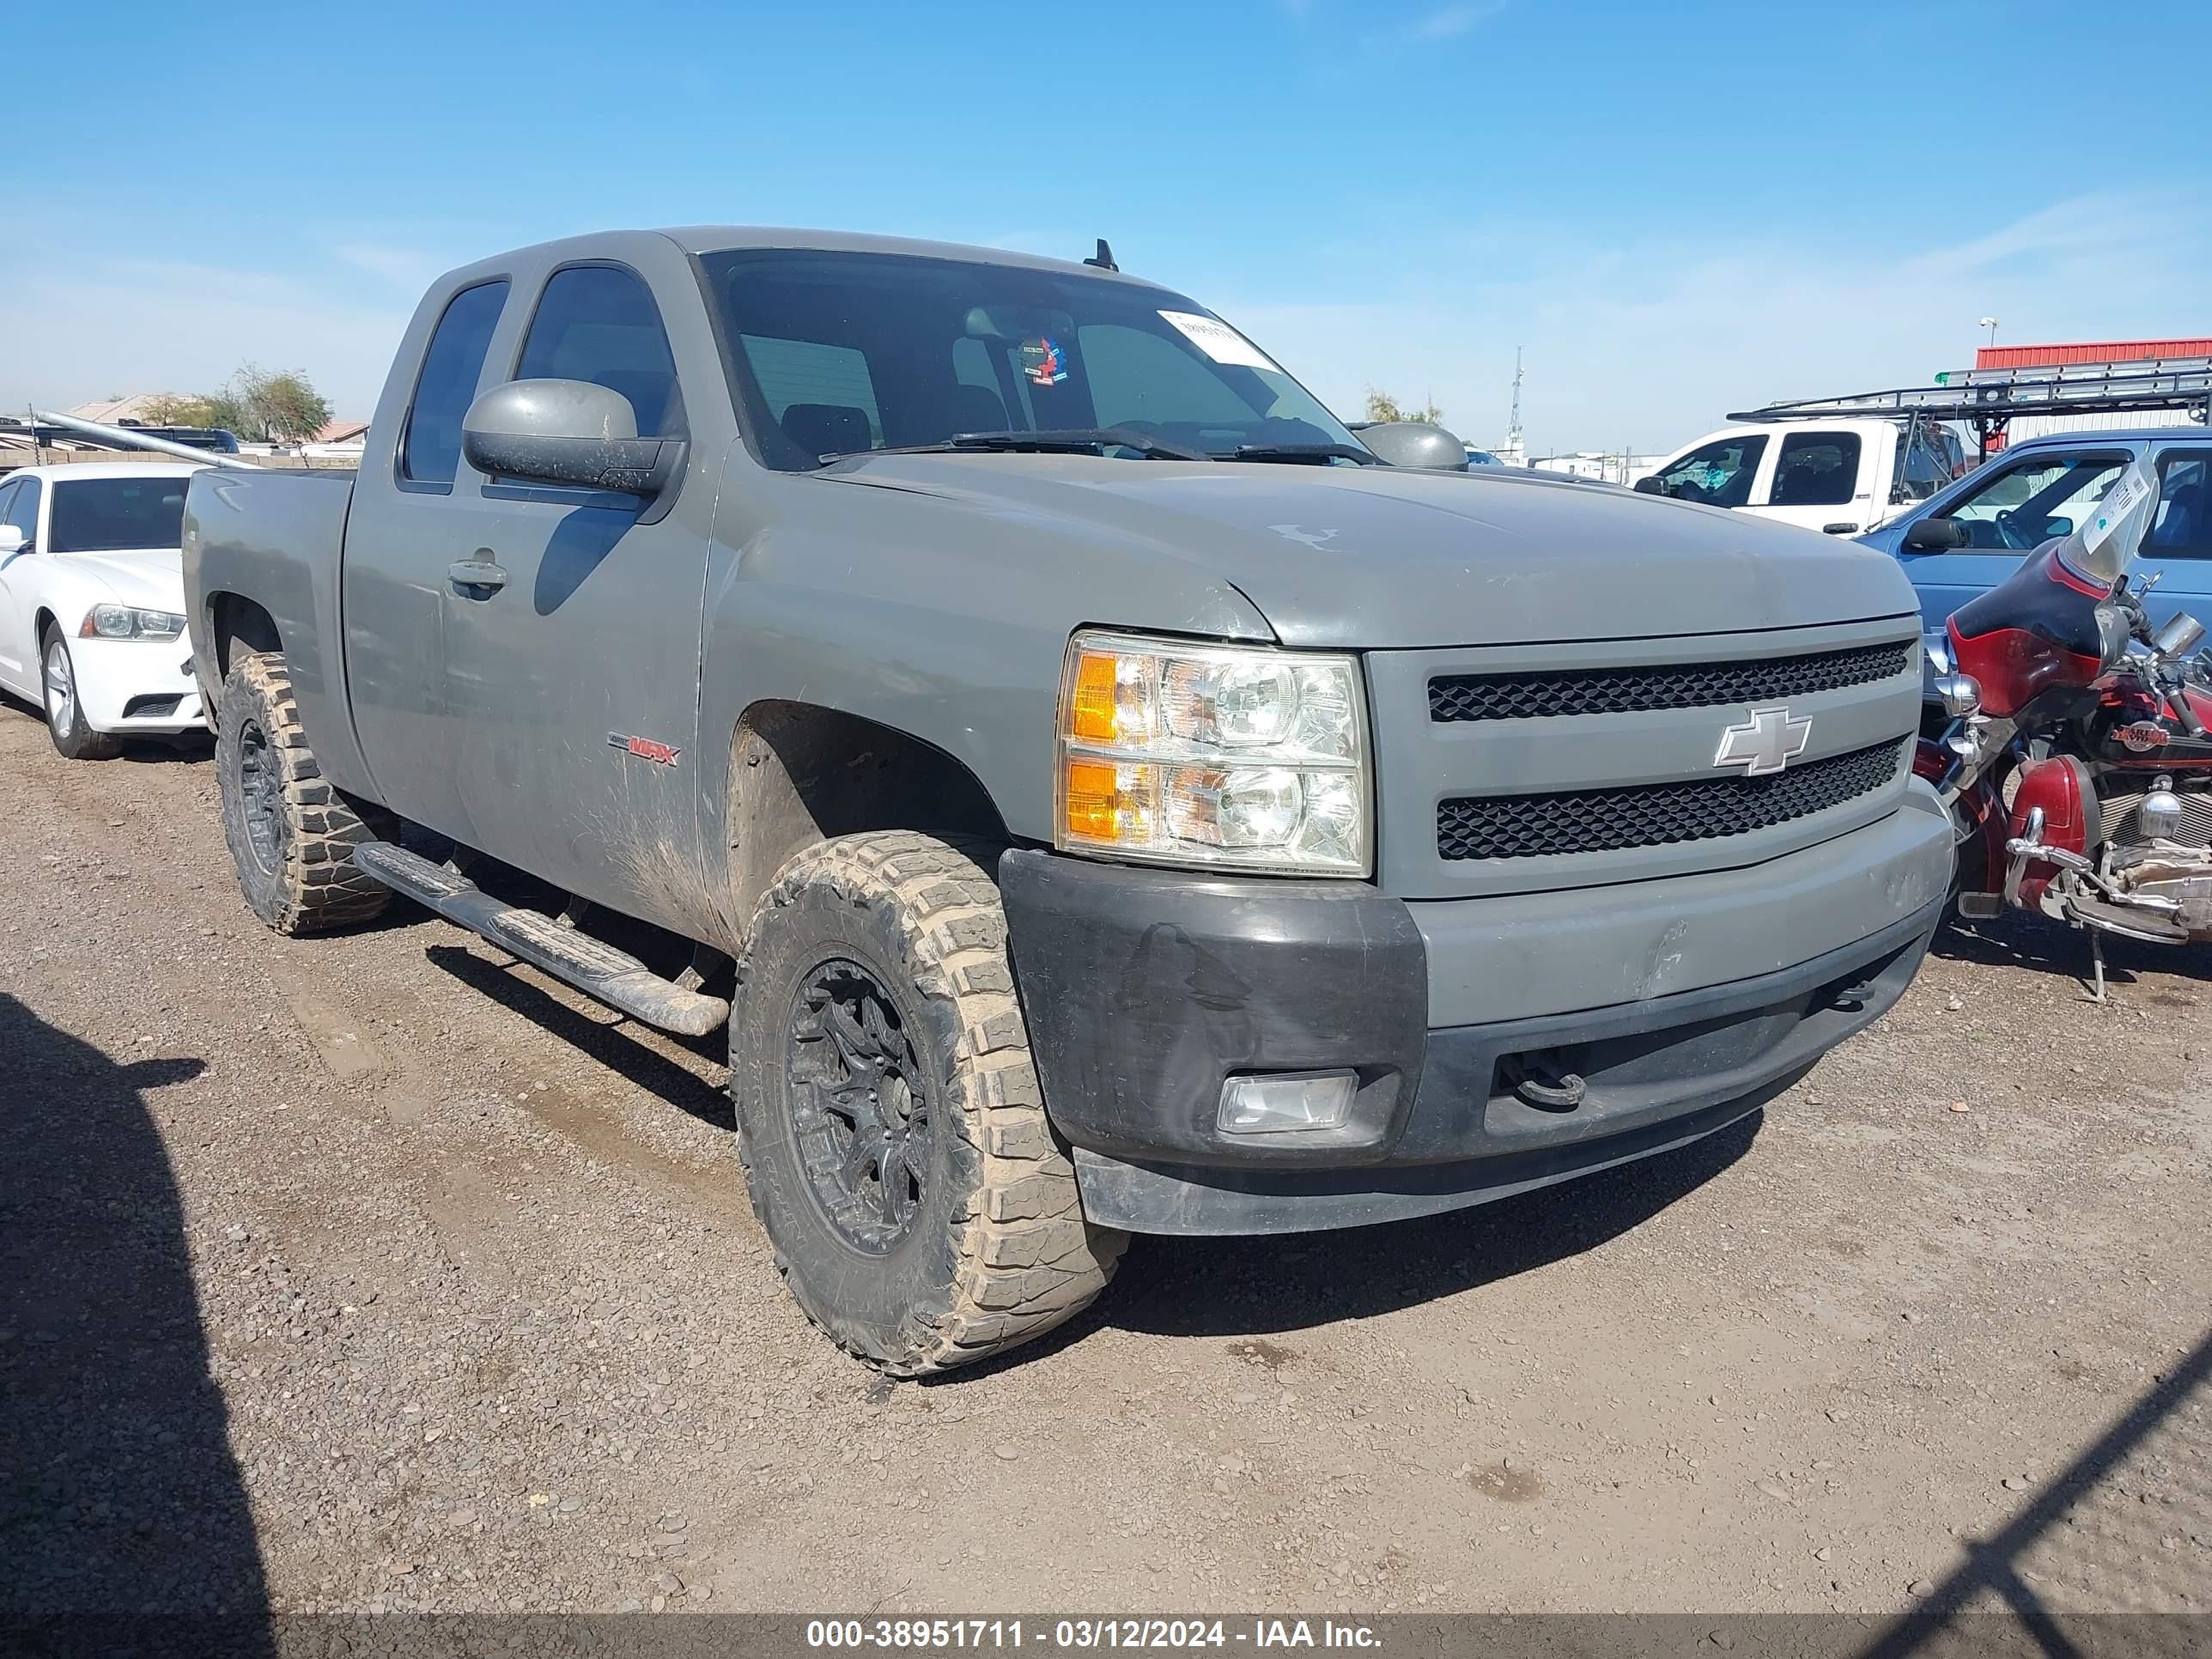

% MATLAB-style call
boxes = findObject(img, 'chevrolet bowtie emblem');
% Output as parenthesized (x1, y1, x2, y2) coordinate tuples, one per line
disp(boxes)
(1713, 705, 1812, 777)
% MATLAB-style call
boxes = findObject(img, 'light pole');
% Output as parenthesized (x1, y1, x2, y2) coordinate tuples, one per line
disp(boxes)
(1979, 316, 2000, 349)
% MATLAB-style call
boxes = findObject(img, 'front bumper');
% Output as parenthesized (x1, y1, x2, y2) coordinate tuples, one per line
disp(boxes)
(71, 636, 205, 735)
(999, 787, 1951, 1236)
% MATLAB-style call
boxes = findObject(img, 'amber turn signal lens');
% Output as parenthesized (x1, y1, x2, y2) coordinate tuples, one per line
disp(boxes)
(1068, 651, 1121, 744)
(1064, 759, 1123, 841)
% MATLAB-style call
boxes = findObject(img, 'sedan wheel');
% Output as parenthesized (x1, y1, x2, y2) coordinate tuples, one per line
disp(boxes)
(44, 636, 75, 730)
(38, 626, 122, 761)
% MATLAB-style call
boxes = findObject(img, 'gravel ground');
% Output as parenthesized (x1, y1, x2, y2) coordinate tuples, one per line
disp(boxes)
(2, 693, 2207, 1623)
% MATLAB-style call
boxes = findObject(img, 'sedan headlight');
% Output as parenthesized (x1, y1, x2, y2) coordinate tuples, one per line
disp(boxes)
(1055, 629, 1370, 876)
(82, 605, 185, 640)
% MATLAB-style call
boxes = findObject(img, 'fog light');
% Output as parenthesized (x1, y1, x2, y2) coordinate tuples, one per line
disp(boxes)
(1218, 1071, 1357, 1134)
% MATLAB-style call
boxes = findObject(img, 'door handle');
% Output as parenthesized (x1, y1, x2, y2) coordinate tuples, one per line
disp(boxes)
(448, 558, 508, 598)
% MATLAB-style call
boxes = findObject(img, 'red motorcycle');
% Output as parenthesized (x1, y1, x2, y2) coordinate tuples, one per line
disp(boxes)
(1917, 460, 2212, 994)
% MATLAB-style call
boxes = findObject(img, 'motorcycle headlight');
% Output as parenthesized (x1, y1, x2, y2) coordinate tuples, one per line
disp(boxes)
(81, 605, 185, 640)
(1056, 630, 1371, 877)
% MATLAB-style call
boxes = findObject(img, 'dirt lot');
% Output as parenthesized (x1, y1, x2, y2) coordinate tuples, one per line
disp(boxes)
(3, 695, 2207, 1624)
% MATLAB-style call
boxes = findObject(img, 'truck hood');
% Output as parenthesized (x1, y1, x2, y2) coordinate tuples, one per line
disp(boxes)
(828, 455, 1918, 647)
(53, 549, 186, 613)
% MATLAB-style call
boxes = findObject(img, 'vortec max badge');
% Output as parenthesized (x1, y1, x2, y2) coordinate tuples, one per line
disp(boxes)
(608, 732, 681, 767)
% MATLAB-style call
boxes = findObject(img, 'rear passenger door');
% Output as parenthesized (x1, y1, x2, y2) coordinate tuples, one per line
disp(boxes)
(1756, 428, 1873, 535)
(437, 261, 711, 921)
(342, 276, 512, 837)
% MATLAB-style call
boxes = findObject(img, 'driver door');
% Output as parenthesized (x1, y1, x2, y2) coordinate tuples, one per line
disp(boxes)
(1902, 448, 2130, 625)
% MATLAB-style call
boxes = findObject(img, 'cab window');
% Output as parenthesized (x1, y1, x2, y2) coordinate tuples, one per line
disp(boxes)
(401, 279, 510, 486)
(1766, 431, 1860, 507)
(516, 264, 685, 439)
(1937, 452, 2128, 551)
(1, 477, 42, 547)
(1650, 435, 1766, 507)
(2147, 450, 2212, 558)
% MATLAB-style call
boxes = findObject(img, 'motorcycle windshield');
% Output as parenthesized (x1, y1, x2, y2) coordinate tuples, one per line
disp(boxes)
(2055, 457, 2159, 587)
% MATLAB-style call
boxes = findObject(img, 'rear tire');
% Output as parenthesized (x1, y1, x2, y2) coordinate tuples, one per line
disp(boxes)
(732, 830, 1126, 1375)
(40, 626, 124, 762)
(215, 652, 392, 934)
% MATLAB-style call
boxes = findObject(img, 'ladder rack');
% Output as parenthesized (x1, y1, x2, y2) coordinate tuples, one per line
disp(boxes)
(1729, 356, 2212, 429)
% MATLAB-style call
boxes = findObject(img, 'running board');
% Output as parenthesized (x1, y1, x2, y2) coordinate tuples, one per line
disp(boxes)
(351, 842, 731, 1038)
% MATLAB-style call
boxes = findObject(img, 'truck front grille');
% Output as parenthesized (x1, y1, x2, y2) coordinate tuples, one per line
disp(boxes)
(1437, 738, 1905, 861)
(1428, 640, 1913, 723)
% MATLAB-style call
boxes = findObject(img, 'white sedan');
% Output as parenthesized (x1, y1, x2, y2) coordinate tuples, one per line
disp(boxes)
(0, 462, 208, 758)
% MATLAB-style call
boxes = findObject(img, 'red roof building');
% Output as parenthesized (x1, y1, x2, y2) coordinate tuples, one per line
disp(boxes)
(1978, 338, 2212, 370)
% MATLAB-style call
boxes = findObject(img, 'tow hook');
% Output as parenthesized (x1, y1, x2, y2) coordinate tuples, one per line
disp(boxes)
(1830, 975, 1878, 1011)
(1508, 1054, 1586, 1111)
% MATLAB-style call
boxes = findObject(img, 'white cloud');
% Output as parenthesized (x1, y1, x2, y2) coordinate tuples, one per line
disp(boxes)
(331, 242, 446, 290)
(1224, 191, 2212, 455)
(0, 256, 406, 417)
(1410, 3, 1501, 40)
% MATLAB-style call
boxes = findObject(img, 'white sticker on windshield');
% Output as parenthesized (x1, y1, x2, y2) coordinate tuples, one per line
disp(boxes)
(1159, 311, 1279, 372)
(2085, 466, 2152, 553)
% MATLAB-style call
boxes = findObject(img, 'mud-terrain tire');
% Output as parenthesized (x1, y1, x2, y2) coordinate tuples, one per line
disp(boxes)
(732, 830, 1127, 1375)
(39, 625, 124, 761)
(216, 652, 393, 935)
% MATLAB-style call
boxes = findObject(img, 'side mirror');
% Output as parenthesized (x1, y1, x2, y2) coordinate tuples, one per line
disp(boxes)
(1632, 476, 1663, 495)
(0, 526, 25, 556)
(2040, 516, 2074, 541)
(1901, 517, 1969, 552)
(461, 380, 686, 500)
(1358, 422, 1470, 471)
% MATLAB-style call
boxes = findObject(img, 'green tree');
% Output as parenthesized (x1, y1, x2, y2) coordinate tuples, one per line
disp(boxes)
(1364, 387, 1446, 426)
(203, 365, 334, 442)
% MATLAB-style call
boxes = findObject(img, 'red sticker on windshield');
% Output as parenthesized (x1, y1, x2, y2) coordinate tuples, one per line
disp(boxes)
(1020, 337, 1067, 387)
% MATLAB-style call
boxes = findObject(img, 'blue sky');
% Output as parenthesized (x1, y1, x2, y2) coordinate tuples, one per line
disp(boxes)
(9, 0, 2206, 453)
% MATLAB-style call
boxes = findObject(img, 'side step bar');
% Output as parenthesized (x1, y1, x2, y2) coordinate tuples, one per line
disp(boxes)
(351, 842, 731, 1038)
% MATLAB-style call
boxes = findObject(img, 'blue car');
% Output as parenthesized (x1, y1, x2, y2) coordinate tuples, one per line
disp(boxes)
(1858, 427, 2212, 632)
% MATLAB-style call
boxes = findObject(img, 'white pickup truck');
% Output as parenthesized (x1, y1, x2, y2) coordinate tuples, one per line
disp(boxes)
(1637, 417, 1968, 537)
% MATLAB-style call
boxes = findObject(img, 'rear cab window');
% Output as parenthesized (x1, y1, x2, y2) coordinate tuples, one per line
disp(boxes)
(401, 279, 511, 487)
(1765, 431, 1862, 507)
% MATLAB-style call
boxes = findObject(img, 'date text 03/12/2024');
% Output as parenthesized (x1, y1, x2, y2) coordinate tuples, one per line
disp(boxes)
(805, 1620, 1382, 1650)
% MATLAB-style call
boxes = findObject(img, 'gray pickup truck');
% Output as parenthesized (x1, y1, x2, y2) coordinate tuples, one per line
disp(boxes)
(184, 228, 1951, 1373)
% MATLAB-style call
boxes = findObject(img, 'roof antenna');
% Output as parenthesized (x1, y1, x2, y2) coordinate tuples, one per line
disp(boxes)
(1083, 238, 1118, 272)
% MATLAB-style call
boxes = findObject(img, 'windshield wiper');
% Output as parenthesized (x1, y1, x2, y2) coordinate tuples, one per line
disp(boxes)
(822, 427, 1211, 464)
(1223, 442, 1380, 465)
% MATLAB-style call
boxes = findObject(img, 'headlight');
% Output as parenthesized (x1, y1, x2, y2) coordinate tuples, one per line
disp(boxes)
(1055, 629, 1370, 876)
(81, 605, 185, 640)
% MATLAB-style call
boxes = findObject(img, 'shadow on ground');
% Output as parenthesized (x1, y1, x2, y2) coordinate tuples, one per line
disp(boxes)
(1863, 1326, 2211, 1657)
(1103, 1109, 1761, 1342)
(0, 994, 269, 1653)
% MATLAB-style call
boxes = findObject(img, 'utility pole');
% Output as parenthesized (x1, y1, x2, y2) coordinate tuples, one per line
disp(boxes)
(1503, 348, 1525, 466)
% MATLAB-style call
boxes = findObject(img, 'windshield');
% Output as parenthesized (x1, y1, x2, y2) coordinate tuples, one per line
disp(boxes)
(700, 248, 1364, 470)
(48, 475, 189, 554)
